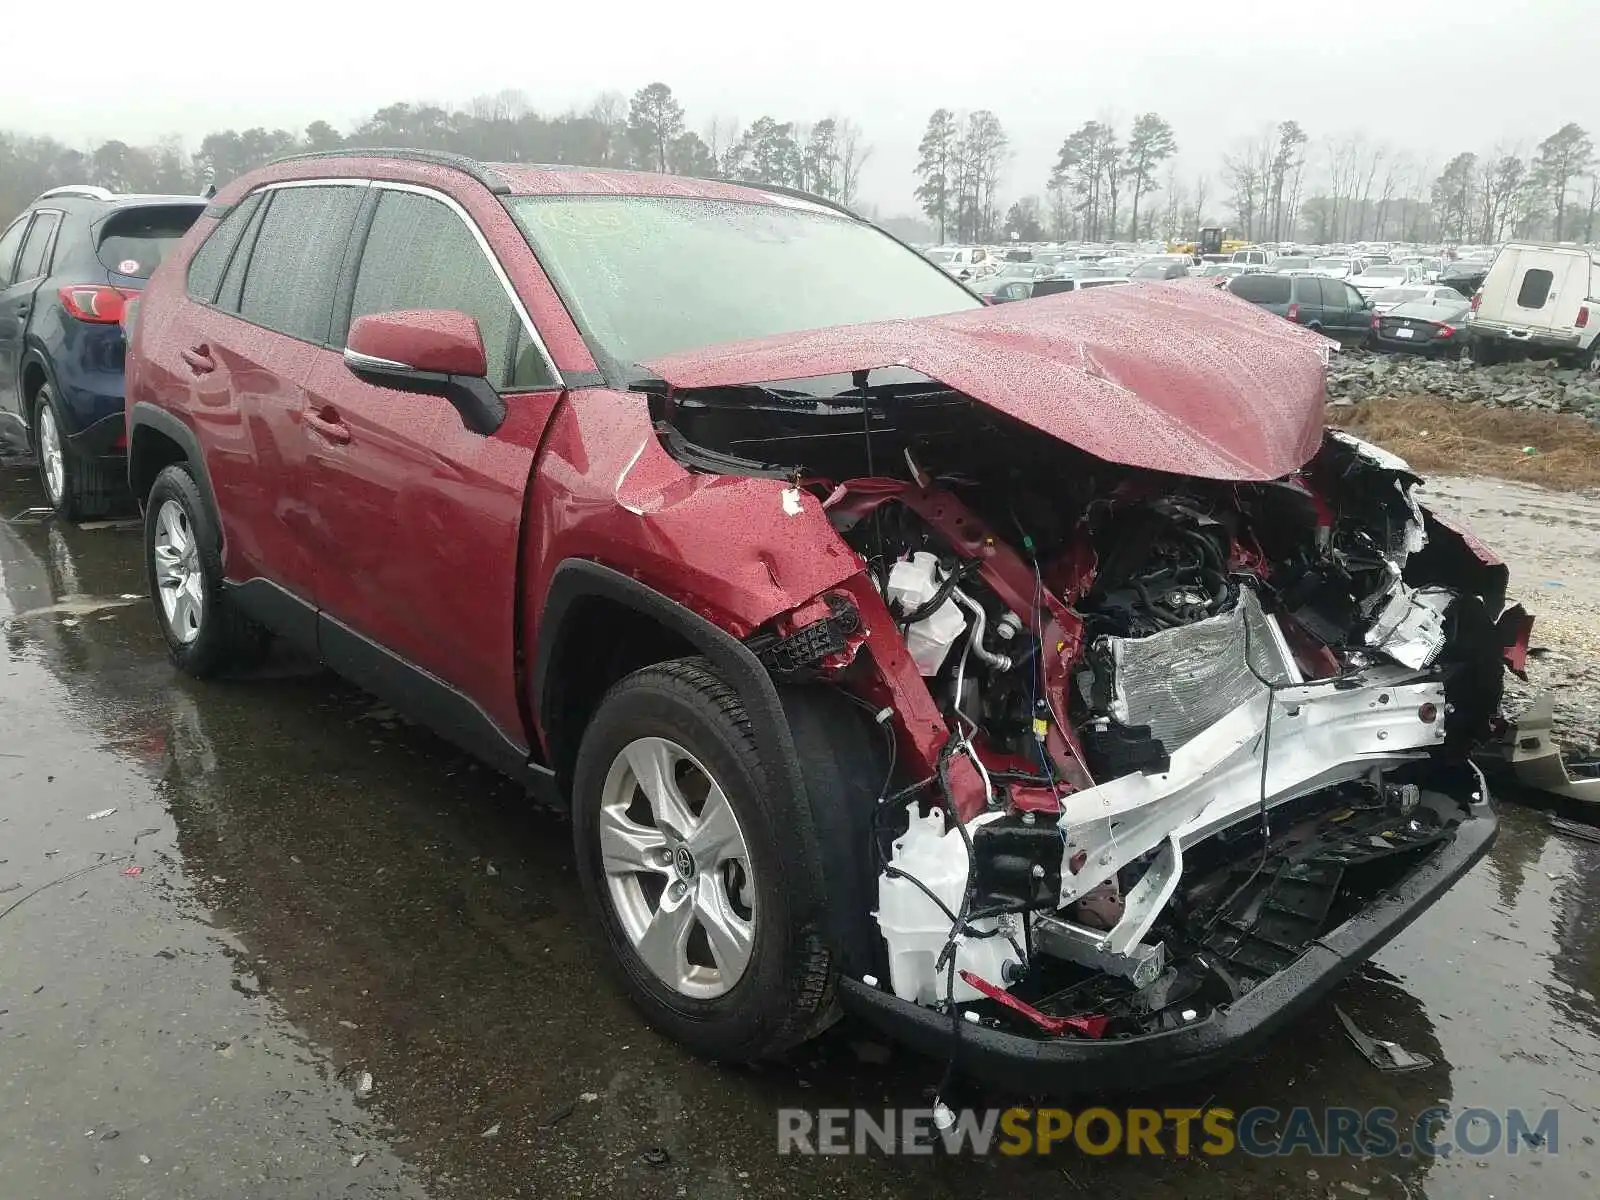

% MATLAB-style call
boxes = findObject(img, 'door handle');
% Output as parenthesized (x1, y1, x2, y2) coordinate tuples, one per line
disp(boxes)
(180, 345, 215, 374)
(305, 409, 352, 445)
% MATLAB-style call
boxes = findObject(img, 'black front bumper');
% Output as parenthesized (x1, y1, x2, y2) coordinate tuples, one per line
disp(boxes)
(838, 789, 1497, 1097)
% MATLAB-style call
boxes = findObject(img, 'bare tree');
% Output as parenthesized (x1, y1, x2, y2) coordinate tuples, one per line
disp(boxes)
(838, 119, 872, 210)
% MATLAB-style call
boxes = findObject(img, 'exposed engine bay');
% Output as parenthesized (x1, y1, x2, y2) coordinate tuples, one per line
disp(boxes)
(653, 369, 1525, 1042)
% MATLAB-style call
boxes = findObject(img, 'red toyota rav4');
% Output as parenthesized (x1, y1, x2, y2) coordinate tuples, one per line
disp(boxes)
(125, 150, 1525, 1096)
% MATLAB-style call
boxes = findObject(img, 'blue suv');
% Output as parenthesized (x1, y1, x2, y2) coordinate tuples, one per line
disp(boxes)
(0, 186, 206, 518)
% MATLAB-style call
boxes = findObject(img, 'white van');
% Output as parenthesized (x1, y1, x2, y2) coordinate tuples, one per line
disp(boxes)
(1468, 242, 1600, 365)
(922, 246, 991, 279)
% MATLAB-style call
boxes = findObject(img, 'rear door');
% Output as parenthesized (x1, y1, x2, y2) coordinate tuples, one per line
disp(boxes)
(182, 182, 365, 604)
(0, 211, 61, 434)
(299, 183, 565, 740)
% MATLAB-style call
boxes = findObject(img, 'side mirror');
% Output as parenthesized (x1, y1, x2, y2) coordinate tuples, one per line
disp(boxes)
(345, 310, 505, 435)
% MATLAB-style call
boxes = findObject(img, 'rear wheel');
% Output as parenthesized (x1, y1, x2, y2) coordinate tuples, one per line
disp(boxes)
(572, 658, 853, 1061)
(33, 385, 121, 520)
(144, 463, 265, 677)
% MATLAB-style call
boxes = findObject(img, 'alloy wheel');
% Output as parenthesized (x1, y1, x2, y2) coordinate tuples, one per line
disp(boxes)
(598, 736, 756, 999)
(152, 499, 205, 644)
(38, 405, 64, 507)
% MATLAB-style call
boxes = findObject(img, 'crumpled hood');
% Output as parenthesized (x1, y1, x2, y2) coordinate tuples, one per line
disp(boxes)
(644, 281, 1335, 481)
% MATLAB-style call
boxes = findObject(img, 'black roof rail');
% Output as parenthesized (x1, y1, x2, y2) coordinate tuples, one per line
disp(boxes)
(710, 178, 860, 220)
(265, 147, 512, 195)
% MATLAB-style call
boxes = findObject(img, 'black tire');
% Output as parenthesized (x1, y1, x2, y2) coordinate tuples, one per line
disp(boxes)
(143, 463, 265, 677)
(32, 384, 124, 520)
(572, 657, 869, 1061)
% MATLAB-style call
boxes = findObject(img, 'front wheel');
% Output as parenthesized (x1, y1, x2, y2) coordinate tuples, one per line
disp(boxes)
(144, 463, 265, 677)
(571, 658, 842, 1061)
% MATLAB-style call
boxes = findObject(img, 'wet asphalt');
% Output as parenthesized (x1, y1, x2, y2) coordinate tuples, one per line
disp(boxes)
(1, 458, 1598, 1200)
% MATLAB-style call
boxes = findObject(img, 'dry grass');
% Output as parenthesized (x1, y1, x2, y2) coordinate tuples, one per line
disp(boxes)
(1329, 395, 1600, 491)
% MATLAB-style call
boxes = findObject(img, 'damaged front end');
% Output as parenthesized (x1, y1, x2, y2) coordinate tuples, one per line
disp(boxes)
(641, 298, 1512, 1091)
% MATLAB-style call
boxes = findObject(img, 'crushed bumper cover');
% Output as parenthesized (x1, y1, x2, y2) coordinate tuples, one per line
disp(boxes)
(838, 788, 1496, 1097)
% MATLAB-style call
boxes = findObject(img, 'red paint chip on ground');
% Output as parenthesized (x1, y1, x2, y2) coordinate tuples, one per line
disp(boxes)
(122, 866, 143, 877)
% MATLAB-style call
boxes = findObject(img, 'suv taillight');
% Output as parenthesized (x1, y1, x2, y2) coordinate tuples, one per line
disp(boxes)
(1469, 292, 1482, 312)
(1286, 302, 1299, 323)
(59, 285, 138, 324)
(1578, 305, 1590, 329)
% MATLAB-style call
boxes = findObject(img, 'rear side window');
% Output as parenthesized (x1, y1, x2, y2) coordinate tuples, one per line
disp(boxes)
(187, 194, 264, 303)
(239, 185, 364, 344)
(1516, 268, 1553, 308)
(1230, 274, 1291, 303)
(352, 189, 554, 390)
(16, 213, 60, 281)
(98, 205, 204, 279)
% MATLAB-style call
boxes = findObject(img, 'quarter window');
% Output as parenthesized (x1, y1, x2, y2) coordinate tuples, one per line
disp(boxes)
(238, 185, 364, 343)
(352, 190, 554, 390)
(187, 193, 263, 304)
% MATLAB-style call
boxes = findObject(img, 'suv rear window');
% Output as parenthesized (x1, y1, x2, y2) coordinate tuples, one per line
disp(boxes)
(1229, 274, 1292, 303)
(97, 205, 205, 279)
(1516, 268, 1553, 308)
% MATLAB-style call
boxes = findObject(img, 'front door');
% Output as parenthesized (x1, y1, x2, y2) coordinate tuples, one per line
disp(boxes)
(300, 184, 565, 741)
(0, 214, 43, 443)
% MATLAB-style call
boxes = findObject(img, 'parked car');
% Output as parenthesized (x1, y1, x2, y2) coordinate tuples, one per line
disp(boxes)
(1129, 259, 1191, 280)
(1353, 264, 1423, 293)
(1436, 260, 1490, 299)
(1366, 285, 1472, 315)
(971, 276, 1036, 303)
(993, 261, 1055, 280)
(124, 150, 1512, 1096)
(1270, 256, 1314, 273)
(1370, 297, 1473, 357)
(1310, 256, 1365, 281)
(0, 185, 205, 516)
(1467, 242, 1600, 366)
(1230, 247, 1272, 267)
(1226, 271, 1374, 344)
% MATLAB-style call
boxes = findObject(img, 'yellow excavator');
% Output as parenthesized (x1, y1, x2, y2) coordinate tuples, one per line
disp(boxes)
(1166, 227, 1249, 259)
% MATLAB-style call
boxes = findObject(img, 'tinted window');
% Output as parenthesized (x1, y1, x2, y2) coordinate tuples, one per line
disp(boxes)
(239, 185, 363, 343)
(97, 204, 203, 280)
(0, 218, 25, 287)
(1342, 283, 1367, 309)
(16, 213, 60, 281)
(1516, 268, 1553, 308)
(187, 194, 263, 303)
(1229, 274, 1292, 303)
(352, 190, 553, 391)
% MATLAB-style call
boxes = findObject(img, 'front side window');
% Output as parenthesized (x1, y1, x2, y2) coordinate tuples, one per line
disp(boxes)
(352, 190, 554, 391)
(238, 185, 364, 343)
(0, 218, 25, 287)
(508, 195, 980, 366)
(15, 213, 60, 282)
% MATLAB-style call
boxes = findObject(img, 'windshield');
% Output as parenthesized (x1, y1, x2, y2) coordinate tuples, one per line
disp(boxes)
(508, 196, 980, 364)
(1364, 267, 1407, 281)
(1274, 257, 1311, 270)
(1130, 262, 1169, 278)
(924, 248, 956, 263)
(1313, 258, 1347, 271)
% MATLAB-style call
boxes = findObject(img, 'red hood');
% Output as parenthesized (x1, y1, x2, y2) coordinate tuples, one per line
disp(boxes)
(644, 281, 1335, 481)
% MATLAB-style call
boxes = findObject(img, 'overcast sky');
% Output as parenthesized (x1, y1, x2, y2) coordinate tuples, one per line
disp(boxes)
(2, 1, 1594, 214)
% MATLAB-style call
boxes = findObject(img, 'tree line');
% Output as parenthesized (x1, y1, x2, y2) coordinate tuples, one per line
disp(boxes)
(5, 82, 1596, 250)
(912, 107, 1596, 247)
(0, 82, 872, 227)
